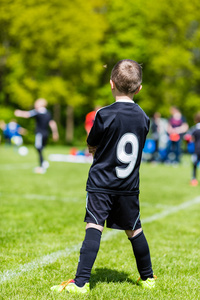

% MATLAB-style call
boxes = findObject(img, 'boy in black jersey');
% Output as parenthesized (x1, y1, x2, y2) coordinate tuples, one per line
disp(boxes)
(51, 59, 156, 294)
(15, 98, 59, 173)
(189, 112, 200, 186)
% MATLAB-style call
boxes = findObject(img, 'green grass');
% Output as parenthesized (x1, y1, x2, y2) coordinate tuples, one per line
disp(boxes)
(0, 145, 200, 299)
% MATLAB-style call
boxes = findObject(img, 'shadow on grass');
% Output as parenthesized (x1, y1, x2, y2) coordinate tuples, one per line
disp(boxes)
(90, 268, 136, 289)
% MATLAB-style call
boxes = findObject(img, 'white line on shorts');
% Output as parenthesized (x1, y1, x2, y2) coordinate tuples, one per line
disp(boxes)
(0, 196, 200, 284)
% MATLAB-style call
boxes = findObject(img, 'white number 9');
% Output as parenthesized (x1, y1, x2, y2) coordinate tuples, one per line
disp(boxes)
(116, 133, 139, 179)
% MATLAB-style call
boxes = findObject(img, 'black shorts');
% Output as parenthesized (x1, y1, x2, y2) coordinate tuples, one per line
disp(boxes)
(84, 192, 141, 230)
(35, 133, 48, 150)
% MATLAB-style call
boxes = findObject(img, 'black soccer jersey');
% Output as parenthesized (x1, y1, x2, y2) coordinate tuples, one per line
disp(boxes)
(29, 108, 52, 136)
(191, 123, 200, 155)
(86, 100, 150, 195)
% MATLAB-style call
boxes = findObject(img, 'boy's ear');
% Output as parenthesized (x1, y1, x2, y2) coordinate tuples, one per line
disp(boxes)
(134, 85, 142, 95)
(110, 79, 115, 90)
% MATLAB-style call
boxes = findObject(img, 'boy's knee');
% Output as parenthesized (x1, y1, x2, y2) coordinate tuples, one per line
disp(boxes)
(125, 227, 142, 239)
(85, 223, 104, 232)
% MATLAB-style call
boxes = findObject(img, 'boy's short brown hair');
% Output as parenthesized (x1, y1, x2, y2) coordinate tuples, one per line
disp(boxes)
(111, 59, 142, 95)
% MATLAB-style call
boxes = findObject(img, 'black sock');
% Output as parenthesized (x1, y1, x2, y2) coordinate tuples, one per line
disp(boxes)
(193, 163, 197, 179)
(75, 228, 102, 287)
(129, 231, 153, 280)
(37, 149, 44, 167)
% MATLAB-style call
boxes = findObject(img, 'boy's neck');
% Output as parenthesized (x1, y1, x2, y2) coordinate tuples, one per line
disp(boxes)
(115, 94, 134, 102)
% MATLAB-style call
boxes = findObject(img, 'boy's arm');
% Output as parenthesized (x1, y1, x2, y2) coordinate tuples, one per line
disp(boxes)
(14, 110, 31, 118)
(0, 120, 6, 130)
(87, 144, 97, 155)
(18, 127, 27, 135)
(175, 122, 189, 135)
(167, 119, 189, 135)
(49, 120, 59, 141)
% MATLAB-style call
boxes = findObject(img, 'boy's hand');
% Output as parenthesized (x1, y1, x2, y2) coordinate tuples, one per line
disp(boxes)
(14, 110, 21, 117)
(87, 144, 97, 155)
(52, 132, 59, 141)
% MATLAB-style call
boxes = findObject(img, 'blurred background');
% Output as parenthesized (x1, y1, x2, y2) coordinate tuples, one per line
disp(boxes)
(0, 0, 200, 146)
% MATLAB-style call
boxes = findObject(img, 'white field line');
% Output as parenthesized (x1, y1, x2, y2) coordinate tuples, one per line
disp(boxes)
(142, 196, 200, 224)
(141, 202, 172, 209)
(0, 163, 34, 170)
(0, 196, 200, 284)
(0, 192, 172, 208)
(0, 192, 80, 203)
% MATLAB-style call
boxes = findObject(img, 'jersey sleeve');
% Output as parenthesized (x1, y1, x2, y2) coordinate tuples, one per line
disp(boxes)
(29, 109, 37, 117)
(48, 111, 53, 122)
(87, 111, 104, 146)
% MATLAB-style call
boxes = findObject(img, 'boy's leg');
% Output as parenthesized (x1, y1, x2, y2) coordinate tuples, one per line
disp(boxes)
(190, 155, 199, 186)
(37, 148, 44, 166)
(175, 140, 181, 163)
(126, 229, 153, 280)
(50, 224, 102, 294)
(35, 133, 44, 167)
(192, 162, 197, 179)
(191, 154, 200, 179)
(75, 224, 103, 287)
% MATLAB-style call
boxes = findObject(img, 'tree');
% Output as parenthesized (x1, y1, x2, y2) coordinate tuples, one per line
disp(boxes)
(0, 0, 107, 141)
(99, 0, 200, 124)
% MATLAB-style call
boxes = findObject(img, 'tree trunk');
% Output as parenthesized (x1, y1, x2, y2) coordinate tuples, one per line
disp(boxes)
(65, 105, 74, 143)
(53, 103, 61, 125)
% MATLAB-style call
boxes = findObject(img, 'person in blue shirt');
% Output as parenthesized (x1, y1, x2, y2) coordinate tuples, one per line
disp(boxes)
(0, 119, 26, 146)
(51, 59, 156, 294)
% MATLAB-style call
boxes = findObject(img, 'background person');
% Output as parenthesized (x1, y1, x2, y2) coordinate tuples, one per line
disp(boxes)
(15, 98, 59, 173)
(167, 106, 188, 163)
(150, 113, 169, 163)
(84, 106, 101, 136)
(0, 119, 27, 146)
(150, 112, 161, 162)
(187, 112, 200, 186)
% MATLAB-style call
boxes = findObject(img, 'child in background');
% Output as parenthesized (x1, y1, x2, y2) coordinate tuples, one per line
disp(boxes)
(15, 98, 59, 173)
(51, 59, 156, 294)
(189, 112, 200, 186)
(0, 119, 27, 146)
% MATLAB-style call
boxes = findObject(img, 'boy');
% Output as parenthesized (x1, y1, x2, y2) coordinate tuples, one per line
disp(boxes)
(15, 98, 59, 173)
(189, 112, 200, 186)
(51, 59, 156, 294)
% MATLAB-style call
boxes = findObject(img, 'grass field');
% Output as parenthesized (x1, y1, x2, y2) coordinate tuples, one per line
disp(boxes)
(0, 145, 200, 300)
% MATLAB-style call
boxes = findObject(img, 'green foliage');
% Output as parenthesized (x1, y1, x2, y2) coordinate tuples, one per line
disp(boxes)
(0, 0, 107, 109)
(0, 106, 14, 122)
(102, 0, 200, 121)
(1, 0, 200, 134)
